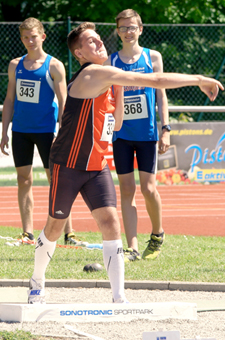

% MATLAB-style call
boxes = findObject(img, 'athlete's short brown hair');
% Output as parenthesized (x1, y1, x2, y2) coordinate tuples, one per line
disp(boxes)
(67, 22, 96, 61)
(19, 17, 45, 35)
(116, 9, 143, 27)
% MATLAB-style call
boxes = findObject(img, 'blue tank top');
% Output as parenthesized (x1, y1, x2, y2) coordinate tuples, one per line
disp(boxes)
(12, 54, 58, 133)
(111, 48, 158, 142)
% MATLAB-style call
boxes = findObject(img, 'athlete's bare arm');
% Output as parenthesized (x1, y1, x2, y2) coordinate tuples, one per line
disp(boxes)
(151, 50, 170, 154)
(0, 58, 19, 155)
(69, 64, 223, 102)
(102, 66, 224, 100)
(50, 58, 67, 128)
(113, 85, 124, 131)
(103, 56, 123, 130)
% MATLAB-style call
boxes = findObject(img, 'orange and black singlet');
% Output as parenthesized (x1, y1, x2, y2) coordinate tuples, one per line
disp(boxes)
(50, 63, 115, 171)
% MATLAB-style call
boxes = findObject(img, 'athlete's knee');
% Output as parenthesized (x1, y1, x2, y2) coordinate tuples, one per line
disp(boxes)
(120, 181, 136, 197)
(141, 184, 158, 199)
(17, 173, 33, 188)
(44, 215, 66, 241)
(93, 207, 120, 237)
(101, 212, 119, 229)
(101, 217, 121, 240)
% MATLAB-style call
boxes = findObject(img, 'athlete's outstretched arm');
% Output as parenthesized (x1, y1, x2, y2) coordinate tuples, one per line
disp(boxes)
(101, 67, 224, 101)
(69, 64, 223, 101)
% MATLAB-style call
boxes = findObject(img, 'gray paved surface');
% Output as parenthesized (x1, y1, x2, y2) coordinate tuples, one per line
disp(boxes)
(1, 280, 225, 311)
(1, 285, 225, 339)
(1, 279, 225, 291)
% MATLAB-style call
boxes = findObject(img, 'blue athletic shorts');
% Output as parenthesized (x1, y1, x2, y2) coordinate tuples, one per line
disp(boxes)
(49, 162, 117, 219)
(113, 138, 157, 174)
(12, 131, 54, 168)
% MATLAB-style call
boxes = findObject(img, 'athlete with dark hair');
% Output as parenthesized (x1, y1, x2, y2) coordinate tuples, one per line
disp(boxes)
(28, 21, 223, 304)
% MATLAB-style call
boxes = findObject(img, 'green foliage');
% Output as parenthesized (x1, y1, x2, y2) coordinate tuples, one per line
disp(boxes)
(169, 113, 194, 123)
(1, 3, 225, 122)
(1, 0, 225, 23)
(1, 21, 225, 119)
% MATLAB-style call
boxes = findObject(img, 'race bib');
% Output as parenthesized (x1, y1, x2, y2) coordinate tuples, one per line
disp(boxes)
(100, 113, 115, 143)
(16, 79, 41, 103)
(123, 94, 148, 120)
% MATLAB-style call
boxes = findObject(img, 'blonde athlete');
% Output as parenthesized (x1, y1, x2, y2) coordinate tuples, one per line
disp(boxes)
(0, 18, 80, 246)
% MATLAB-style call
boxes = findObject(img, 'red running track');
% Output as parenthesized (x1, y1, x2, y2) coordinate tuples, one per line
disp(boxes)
(0, 185, 225, 236)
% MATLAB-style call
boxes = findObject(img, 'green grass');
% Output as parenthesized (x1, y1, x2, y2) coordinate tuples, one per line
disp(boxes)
(0, 330, 63, 340)
(0, 226, 225, 283)
(0, 227, 224, 340)
(0, 168, 141, 186)
(0, 167, 49, 186)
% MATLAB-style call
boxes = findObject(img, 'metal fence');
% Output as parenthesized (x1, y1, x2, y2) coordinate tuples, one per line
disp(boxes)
(1, 20, 225, 121)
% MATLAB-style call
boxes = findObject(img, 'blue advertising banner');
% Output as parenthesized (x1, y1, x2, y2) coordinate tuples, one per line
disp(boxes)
(157, 122, 225, 184)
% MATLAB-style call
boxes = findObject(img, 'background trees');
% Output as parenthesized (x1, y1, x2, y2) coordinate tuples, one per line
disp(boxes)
(1, 0, 225, 121)
(1, 0, 225, 24)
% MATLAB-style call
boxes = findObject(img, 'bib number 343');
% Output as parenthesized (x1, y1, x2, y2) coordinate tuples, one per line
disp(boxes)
(16, 79, 41, 103)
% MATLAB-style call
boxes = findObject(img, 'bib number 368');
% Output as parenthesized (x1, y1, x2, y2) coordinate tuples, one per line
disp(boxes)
(123, 94, 148, 120)
(124, 102, 143, 115)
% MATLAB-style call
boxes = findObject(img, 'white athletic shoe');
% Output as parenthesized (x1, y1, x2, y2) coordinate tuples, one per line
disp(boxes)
(28, 277, 45, 304)
(113, 297, 129, 303)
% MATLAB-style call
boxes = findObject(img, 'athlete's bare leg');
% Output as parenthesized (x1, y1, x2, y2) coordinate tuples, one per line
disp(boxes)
(139, 170, 163, 235)
(91, 206, 121, 240)
(16, 165, 33, 234)
(117, 172, 138, 251)
(43, 206, 121, 246)
(44, 215, 67, 241)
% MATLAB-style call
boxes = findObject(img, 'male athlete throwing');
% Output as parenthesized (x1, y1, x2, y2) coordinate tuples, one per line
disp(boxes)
(28, 22, 223, 304)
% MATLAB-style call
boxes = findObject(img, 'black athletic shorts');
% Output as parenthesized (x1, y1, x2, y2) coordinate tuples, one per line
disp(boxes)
(113, 138, 157, 175)
(12, 131, 54, 168)
(49, 162, 117, 219)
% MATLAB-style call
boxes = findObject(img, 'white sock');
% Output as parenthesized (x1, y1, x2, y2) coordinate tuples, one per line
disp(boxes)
(103, 239, 125, 302)
(32, 229, 56, 284)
